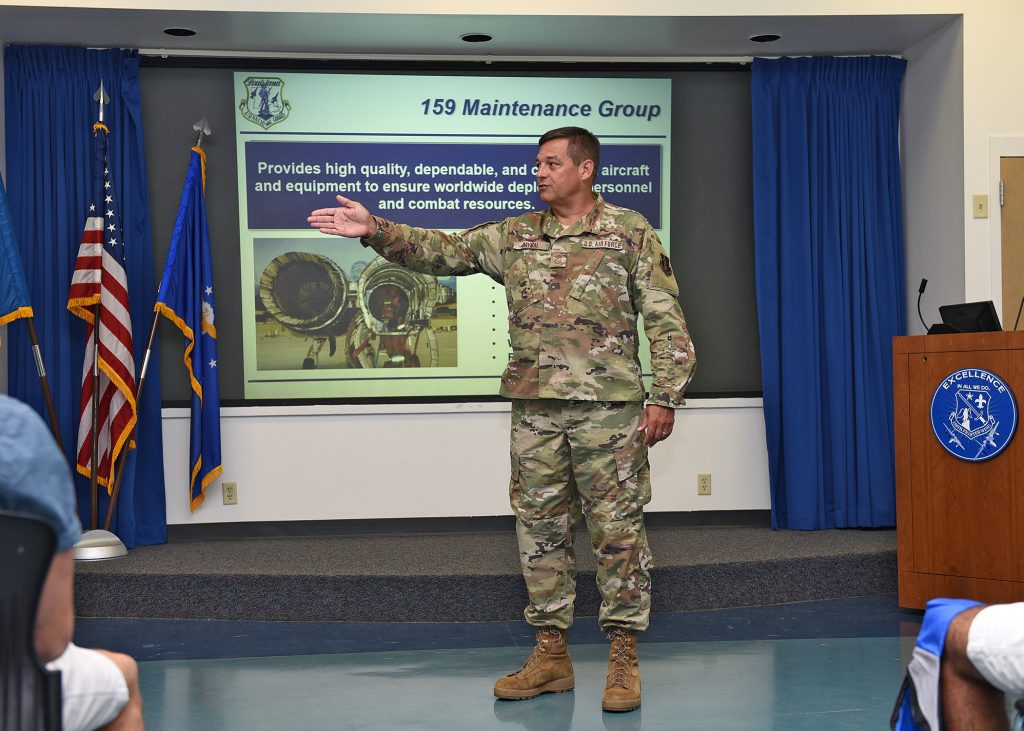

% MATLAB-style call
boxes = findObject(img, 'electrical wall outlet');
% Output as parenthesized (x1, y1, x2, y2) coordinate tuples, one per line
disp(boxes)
(697, 473, 712, 496)
(222, 482, 238, 505)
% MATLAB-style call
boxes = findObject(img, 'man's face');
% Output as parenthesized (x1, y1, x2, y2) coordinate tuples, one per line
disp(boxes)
(535, 138, 591, 206)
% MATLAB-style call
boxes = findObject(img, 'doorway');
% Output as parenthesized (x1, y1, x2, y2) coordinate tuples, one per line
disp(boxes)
(1001, 157, 1024, 329)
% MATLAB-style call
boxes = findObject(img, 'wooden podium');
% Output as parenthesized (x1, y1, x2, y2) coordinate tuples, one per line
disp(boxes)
(893, 331, 1024, 609)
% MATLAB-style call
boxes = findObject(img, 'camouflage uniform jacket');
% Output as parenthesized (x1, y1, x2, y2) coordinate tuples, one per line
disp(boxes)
(361, 193, 696, 406)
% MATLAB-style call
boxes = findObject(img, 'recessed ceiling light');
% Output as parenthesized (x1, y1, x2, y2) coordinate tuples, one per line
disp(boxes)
(163, 28, 197, 37)
(749, 33, 781, 43)
(460, 33, 493, 43)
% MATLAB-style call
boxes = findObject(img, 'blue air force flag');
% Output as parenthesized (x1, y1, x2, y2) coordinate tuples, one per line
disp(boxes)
(155, 147, 222, 510)
(0, 173, 33, 330)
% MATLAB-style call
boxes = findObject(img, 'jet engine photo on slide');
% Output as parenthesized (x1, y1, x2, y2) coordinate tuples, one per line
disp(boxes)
(258, 251, 358, 368)
(346, 258, 453, 368)
(259, 252, 455, 369)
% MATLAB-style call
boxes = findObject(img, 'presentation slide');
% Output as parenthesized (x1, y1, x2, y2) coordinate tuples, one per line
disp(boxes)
(234, 72, 671, 399)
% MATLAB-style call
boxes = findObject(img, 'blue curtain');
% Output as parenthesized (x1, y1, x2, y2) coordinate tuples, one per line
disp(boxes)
(5, 46, 166, 547)
(752, 56, 906, 530)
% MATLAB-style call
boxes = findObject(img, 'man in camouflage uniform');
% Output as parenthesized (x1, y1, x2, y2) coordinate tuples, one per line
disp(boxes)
(308, 127, 695, 712)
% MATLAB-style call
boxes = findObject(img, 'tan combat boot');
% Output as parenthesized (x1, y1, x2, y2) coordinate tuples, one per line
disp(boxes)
(493, 627, 574, 700)
(602, 628, 641, 712)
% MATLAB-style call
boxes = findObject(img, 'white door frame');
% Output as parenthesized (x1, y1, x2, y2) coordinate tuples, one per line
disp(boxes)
(988, 137, 1024, 320)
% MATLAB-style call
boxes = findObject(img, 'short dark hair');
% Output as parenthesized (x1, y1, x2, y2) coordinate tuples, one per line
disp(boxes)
(539, 127, 600, 176)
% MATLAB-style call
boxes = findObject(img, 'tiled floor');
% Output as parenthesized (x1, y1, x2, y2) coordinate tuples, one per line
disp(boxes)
(75, 595, 923, 730)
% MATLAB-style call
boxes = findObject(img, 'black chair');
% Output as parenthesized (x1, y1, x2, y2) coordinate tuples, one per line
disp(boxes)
(0, 510, 62, 730)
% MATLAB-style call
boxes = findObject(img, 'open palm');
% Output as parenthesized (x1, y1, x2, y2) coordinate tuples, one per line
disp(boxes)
(307, 195, 375, 238)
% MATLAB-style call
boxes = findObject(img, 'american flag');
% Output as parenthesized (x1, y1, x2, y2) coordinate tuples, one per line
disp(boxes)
(67, 122, 136, 490)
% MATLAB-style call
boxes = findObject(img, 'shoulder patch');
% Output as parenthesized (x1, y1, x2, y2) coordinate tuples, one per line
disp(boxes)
(649, 239, 679, 296)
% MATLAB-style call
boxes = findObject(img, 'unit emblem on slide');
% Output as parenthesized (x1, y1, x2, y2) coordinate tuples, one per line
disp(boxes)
(240, 77, 292, 129)
(930, 368, 1018, 462)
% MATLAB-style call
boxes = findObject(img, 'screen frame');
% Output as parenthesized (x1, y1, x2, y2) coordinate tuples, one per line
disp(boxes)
(140, 56, 760, 407)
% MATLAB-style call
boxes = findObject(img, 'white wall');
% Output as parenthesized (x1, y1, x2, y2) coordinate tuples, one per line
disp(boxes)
(958, 1, 1024, 307)
(162, 399, 771, 524)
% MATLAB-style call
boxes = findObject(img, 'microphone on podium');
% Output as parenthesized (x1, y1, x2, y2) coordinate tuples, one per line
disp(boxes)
(917, 278, 929, 332)
(918, 279, 961, 335)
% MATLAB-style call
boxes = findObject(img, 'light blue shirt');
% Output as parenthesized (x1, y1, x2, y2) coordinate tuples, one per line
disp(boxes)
(0, 395, 82, 551)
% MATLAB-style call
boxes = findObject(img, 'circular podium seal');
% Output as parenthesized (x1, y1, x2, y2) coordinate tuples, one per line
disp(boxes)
(930, 368, 1017, 462)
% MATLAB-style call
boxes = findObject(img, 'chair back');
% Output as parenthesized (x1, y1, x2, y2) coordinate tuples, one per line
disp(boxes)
(0, 510, 62, 730)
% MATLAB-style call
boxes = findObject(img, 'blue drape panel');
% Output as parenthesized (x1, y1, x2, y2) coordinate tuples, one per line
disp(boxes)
(5, 46, 166, 546)
(752, 56, 906, 530)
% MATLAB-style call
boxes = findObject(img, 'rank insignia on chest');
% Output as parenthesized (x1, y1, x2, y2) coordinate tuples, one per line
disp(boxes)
(660, 254, 673, 276)
(550, 252, 567, 268)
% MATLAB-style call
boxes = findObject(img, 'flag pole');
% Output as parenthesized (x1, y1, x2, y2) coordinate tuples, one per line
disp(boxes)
(89, 305, 101, 530)
(102, 117, 213, 532)
(87, 80, 109, 532)
(73, 80, 127, 561)
(102, 315, 156, 532)
(22, 317, 64, 452)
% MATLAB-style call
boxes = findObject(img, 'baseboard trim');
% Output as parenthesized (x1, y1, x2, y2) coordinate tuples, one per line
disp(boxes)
(167, 510, 771, 541)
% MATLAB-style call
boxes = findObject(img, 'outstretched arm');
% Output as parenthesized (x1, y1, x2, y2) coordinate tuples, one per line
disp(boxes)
(308, 195, 507, 282)
(307, 195, 378, 239)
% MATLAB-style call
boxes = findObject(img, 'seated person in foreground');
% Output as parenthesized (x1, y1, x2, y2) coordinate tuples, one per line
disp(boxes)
(893, 597, 1024, 731)
(0, 395, 145, 731)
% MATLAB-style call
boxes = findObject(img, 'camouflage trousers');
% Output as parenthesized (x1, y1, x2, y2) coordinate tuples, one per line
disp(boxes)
(509, 398, 653, 632)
